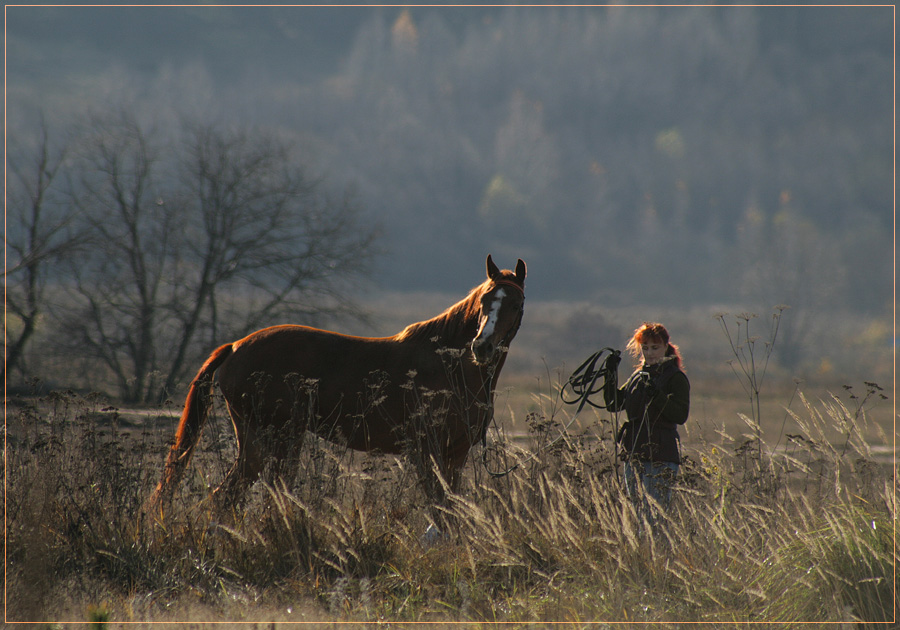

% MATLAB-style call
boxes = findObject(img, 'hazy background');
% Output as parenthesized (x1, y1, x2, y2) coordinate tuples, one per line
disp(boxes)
(5, 3, 894, 401)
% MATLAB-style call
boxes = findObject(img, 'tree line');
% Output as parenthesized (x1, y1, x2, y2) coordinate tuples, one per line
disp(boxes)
(284, 5, 890, 310)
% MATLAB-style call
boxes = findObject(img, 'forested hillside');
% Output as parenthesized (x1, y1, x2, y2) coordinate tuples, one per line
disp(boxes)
(6, 4, 893, 393)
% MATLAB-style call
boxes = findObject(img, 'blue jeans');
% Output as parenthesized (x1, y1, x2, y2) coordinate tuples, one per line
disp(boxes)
(624, 460, 679, 529)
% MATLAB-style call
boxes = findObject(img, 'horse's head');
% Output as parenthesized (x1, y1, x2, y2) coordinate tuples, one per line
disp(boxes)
(472, 255, 526, 365)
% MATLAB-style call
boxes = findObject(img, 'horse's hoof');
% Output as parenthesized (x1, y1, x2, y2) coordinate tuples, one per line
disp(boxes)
(421, 523, 446, 548)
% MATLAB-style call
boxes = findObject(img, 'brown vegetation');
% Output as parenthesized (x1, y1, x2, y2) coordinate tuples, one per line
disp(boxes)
(6, 374, 895, 625)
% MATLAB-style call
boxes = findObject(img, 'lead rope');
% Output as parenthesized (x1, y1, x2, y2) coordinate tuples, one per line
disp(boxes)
(482, 347, 621, 478)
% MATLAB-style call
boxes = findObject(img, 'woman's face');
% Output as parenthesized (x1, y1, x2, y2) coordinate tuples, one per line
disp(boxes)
(641, 339, 667, 365)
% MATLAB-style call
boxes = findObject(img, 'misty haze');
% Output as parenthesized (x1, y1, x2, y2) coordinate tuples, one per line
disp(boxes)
(6, 5, 892, 409)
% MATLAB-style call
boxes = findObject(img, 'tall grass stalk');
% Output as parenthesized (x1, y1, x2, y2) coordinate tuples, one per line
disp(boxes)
(716, 307, 786, 463)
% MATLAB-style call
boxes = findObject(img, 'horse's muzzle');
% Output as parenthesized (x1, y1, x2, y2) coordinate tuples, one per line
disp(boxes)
(472, 339, 498, 365)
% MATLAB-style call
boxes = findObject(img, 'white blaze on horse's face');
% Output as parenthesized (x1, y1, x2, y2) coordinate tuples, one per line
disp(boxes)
(472, 284, 523, 365)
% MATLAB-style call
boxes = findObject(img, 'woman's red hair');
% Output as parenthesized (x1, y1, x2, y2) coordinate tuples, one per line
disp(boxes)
(626, 322, 683, 369)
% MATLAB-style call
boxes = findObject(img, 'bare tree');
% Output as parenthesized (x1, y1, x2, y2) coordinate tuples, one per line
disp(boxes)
(4, 118, 83, 383)
(61, 111, 177, 402)
(59, 112, 380, 403)
(160, 121, 380, 397)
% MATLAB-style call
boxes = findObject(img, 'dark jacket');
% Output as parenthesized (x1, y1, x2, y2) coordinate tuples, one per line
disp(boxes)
(604, 358, 690, 463)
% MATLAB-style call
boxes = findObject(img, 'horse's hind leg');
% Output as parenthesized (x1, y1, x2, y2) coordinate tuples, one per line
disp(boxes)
(212, 398, 307, 516)
(214, 426, 305, 510)
(212, 434, 266, 517)
(261, 430, 305, 492)
(211, 404, 270, 517)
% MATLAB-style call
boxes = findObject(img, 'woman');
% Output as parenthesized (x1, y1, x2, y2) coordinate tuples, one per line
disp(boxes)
(604, 322, 690, 527)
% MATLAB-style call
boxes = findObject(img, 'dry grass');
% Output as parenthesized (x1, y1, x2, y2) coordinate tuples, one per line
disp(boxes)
(5, 373, 896, 627)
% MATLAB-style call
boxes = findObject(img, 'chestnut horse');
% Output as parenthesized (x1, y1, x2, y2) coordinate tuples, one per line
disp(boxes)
(147, 255, 526, 516)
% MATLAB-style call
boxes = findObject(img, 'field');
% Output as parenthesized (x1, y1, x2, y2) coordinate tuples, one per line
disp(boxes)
(5, 298, 897, 626)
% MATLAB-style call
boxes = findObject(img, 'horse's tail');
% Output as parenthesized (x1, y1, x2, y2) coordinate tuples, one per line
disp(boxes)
(145, 343, 233, 517)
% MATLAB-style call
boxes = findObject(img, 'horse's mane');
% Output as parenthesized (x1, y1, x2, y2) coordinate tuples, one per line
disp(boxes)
(394, 270, 524, 345)
(394, 281, 488, 344)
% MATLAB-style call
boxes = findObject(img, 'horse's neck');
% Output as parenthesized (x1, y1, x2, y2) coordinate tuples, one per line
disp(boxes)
(429, 305, 480, 349)
(396, 292, 481, 348)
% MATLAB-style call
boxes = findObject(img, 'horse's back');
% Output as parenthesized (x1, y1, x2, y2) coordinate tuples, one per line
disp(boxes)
(219, 324, 397, 388)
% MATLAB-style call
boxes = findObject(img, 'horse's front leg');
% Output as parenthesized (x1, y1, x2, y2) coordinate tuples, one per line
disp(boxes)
(421, 446, 471, 546)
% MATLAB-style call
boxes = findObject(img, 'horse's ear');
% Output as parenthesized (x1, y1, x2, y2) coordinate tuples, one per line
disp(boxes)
(486, 254, 501, 280)
(515, 258, 526, 283)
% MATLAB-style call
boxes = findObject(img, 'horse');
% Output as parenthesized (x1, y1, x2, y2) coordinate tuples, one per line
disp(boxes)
(146, 255, 526, 518)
